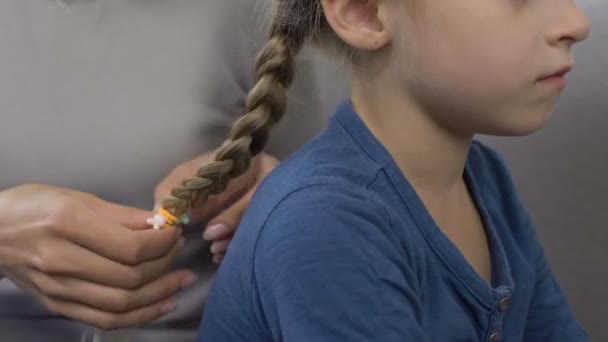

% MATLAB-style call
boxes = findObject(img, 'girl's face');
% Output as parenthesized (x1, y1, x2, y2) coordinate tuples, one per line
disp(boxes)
(387, 0, 591, 136)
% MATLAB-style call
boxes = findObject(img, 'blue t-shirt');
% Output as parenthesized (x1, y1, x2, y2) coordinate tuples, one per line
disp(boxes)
(198, 101, 588, 341)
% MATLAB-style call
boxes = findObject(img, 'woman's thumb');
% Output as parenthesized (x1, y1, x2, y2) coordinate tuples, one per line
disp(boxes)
(94, 200, 154, 230)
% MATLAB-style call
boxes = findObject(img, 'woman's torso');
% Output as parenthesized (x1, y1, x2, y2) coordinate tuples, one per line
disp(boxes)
(0, 0, 348, 340)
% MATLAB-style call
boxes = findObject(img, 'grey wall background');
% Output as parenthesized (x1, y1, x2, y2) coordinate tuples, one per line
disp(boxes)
(482, 0, 607, 339)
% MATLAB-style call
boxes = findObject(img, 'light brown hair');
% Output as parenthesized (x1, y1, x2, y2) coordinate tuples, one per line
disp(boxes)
(160, 1, 341, 218)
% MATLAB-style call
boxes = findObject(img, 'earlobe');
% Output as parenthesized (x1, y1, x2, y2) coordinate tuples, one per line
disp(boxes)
(322, 0, 391, 51)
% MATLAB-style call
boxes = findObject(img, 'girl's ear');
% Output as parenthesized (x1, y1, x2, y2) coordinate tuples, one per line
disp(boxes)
(322, 0, 392, 51)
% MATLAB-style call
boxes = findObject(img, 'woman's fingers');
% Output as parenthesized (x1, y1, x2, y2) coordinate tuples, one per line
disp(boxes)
(38, 293, 178, 330)
(210, 239, 231, 256)
(28, 269, 197, 314)
(60, 207, 181, 265)
(30, 237, 185, 289)
(203, 187, 254, 241)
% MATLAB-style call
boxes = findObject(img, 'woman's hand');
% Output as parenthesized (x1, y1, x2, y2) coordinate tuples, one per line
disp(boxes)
(0, 184, 196, 330)
(155, 151, 279, 263)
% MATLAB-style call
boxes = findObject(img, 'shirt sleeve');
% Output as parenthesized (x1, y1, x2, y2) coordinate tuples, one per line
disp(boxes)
(523, 218, 589, 341)
(254, 184, 431, 342)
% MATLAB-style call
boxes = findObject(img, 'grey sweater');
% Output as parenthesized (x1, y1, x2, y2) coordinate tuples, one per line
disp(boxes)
(0, 0, 349, 341)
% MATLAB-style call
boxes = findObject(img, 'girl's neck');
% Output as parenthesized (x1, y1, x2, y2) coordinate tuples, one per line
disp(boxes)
(351, 74, 474, 200)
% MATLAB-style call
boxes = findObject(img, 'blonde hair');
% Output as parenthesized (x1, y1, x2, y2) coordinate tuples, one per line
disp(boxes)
(160, 1, 342, 218)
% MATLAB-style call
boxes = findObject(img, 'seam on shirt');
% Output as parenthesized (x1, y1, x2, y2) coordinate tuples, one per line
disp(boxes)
(335, 111, 385, 168)
(334, 106, 478, 294)
(249, 177, 389, 338)
(369, 145, 498, 306)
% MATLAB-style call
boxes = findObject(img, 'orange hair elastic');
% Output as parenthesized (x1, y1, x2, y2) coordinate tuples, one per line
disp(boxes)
(147, 208, 190, 230)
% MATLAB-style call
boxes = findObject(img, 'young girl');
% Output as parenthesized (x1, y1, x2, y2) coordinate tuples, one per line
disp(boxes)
(155, 0, 591, 340)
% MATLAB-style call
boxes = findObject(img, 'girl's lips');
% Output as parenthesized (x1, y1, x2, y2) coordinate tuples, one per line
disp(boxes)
(537, 65, 573, 90)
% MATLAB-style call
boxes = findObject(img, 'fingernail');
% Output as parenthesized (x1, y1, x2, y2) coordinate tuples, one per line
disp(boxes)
(160, 300, 176, 314)
(181, 274, 198, 289)
(203, 224, 227, 240)
(210, 243, 218, 254)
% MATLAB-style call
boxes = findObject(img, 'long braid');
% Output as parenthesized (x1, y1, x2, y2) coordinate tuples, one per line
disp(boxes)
(160, 20, 309, 219)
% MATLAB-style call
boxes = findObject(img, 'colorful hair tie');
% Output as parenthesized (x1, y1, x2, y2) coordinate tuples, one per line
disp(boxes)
(146, 208, 190, 230)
